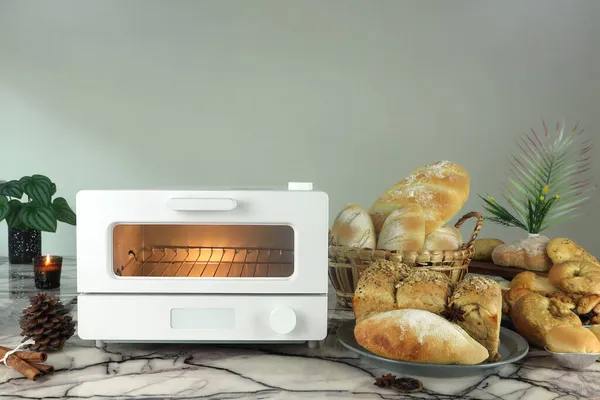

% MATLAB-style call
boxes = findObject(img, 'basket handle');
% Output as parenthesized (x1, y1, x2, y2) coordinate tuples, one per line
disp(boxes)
(454, 211, 483, 252)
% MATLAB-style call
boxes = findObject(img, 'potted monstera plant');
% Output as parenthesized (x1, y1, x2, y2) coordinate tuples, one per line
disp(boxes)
(0, 175, 76, 264)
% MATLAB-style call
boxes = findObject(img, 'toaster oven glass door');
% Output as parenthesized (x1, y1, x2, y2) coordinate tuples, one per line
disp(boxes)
(113, 224, 294, 278)
(76, 189, 328, 294)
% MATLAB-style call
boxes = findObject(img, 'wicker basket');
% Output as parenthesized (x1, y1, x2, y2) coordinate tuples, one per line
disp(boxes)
(328, 211, 483, 309)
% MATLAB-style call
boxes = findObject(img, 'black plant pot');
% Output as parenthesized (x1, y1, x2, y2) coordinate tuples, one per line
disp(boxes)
(8, 227, 42, 264)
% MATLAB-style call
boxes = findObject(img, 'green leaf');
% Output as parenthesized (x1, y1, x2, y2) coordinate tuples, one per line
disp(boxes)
(0, 180, 24, 198)
(19, 202, 57, 232)
(19, 175, 54, 205)
(6, 200, 25, 230)
(51, 197, 76, 225)
(0, 196, 8, 222)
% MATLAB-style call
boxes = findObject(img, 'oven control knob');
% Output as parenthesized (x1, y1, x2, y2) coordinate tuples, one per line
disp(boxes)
(288, 182, 313, 191)
(270, 307, 297, 335)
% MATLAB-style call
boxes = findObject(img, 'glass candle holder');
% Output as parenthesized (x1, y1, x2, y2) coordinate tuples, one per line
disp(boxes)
(33, 255, 63, 289)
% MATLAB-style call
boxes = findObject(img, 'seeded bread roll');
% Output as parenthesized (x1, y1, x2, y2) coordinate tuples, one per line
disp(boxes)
(491, 236, 553, 271)
(369, 160, 470, 235)
(354, 309, 489, 364)
(546, 237, 599, 265)
(376, 204, 426, 251)
(330, 204, 376, 248)
(448, 276, 503, 361)
(395, 269, 452, 315)
(352, 260, 412, 321)
(424, 226, 463, 251)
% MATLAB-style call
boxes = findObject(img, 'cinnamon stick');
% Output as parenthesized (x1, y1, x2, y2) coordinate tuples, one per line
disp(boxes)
(1, 353, 42, 381)
(0, 346, 47, 363)
(31, 363, 54, 374)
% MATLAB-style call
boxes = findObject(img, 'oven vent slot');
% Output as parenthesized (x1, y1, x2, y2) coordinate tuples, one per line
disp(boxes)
(116, 246, 294, 278)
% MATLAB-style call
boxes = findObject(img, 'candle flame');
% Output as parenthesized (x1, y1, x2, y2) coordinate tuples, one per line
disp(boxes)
(45, 255, 50, 266)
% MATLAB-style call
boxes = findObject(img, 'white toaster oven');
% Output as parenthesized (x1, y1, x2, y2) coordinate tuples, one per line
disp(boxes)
(75, 182, 328, 346)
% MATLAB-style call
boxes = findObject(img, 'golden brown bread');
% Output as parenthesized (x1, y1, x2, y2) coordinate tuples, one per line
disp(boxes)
(423, 226, 463, 251)
(369, 160, 470, 236)
(448, 276, 502, 361)
(376, 204, 425, 251)
(473, 238, 505, 261)
(548, 260, 600, 294)
(330, 204, 376, 248)
(510, 292, 582, 348)
(491, 236, 553, 271)
(576, 295, 600, 325)
(545, 325, 600, 353)
(509, 271, 560, 294)
(395, 269, 452, 315)
(546, 237, 599, 265)
(352, 260, 412, 321)
(354, 309, 489, 364)
(589, 325, 600, 342)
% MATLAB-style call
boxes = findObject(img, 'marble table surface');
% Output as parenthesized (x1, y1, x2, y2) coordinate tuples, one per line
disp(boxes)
(0, 257, 598, 400)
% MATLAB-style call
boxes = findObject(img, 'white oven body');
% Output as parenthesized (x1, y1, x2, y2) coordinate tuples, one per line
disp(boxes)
(76, 184, 329, 342)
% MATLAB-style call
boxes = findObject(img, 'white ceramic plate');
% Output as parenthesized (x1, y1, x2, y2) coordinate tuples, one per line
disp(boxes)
(337, 320, 529, 378)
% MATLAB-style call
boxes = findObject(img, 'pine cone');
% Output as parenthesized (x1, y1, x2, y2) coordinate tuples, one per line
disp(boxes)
(19, 292, 76, 352)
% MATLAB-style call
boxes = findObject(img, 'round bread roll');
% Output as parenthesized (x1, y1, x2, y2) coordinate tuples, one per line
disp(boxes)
(354, 309, 489, 365)
(589, 325, 600, 342)
(376, 204, 425, 251)
(423, 226, 463, 251)
(510, 292, 582, 348)
(548, 260, 600, 294)
(330, 204, 376, 248)
(546, 325, 600, 353)
(473, 238, 505, 261)
(369, 160, 470, 236)
(547, 237, 599, 265)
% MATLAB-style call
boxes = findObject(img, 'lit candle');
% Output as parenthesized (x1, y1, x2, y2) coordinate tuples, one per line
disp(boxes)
(33, 255, 63, 289)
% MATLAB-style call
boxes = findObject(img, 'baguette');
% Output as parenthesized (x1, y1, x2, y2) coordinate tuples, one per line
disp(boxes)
(369, 160, 470, 235)
(354, 309, 489, 364)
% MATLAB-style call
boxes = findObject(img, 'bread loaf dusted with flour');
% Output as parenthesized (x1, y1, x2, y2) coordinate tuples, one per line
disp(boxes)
(423, 226, 463, 251)
(330, 204, 376, 248)
(369, 161, 470, 236)
(354, 309, 489, 364)
(376, 204, 425, 251)
(491, 236, 553, 271)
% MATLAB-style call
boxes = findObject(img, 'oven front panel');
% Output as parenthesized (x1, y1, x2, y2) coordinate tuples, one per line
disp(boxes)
(77, 294, 327, 342)
(76, 190, 328, 294)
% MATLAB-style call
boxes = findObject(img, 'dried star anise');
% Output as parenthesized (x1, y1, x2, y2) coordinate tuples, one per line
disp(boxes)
(391, 377, 423, 393)
(441, 303, 466, 323)
(374, 373, 396, 388)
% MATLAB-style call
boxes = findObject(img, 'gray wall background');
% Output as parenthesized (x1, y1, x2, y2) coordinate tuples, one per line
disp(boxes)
(1, 0, 599, 257)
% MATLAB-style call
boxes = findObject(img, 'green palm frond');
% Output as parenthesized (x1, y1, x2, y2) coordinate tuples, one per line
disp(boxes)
(480, 120, 596, 234)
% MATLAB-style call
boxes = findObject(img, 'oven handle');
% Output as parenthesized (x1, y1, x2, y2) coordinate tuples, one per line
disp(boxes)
(167, 198, 238, 211)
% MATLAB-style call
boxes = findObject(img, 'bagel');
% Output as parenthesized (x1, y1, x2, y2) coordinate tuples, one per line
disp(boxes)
(548, 260, 600, 294)
(510, 292, 581, 348)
